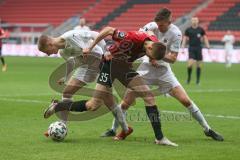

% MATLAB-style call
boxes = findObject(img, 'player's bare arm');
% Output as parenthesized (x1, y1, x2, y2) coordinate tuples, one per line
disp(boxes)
(84, 27, 115, 54)
(181, 36, 188, 49)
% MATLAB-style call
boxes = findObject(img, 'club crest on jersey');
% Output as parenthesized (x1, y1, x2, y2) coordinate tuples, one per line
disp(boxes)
(163, 38, 168, 44)
(117, 31, 126, 39)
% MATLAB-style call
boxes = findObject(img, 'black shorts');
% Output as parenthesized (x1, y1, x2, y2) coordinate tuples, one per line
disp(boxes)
(97, 57, 139, 88)
(188, 47, 202, 61)
(0, 47, 2, 56)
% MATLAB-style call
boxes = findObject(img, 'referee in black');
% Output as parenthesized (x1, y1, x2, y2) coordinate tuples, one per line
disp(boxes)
(182, 17, 210, 85)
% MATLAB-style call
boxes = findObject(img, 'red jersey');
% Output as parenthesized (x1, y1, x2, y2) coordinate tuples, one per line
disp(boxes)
(108, 29, 158, 62)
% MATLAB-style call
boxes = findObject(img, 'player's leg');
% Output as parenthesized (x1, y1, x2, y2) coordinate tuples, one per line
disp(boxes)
(187, 47, 196, 84)
(95, 84, 131, 137)
(101, 89, 136, 137)
(127, 76, 177, 145)
(58, 58, 101, 122)
(196, 48, 203, 85)
(102, 62, 153, 137)
(225, 49, 232, 68)
(196, 60, 202, 85)
(187, 59, 195, 84)
(59, 78, 86, 123)
(62, 78, 86, 100)
(169, 86, 224, 141)
(0, 48, 7, 72)
(129, 76, 177, 146)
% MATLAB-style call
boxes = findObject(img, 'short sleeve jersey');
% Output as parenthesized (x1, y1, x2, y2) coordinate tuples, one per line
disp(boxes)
(109, 29, 158, 62)
(185, 26, 206, 47)
(59, 30, 105, 60)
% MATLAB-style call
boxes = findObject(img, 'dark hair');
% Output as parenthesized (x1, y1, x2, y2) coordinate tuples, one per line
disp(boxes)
(154, 8, 172, 22)
(152, 42, 166, 60)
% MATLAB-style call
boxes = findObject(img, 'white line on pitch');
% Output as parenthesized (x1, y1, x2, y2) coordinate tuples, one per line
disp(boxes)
(0, 97, 48, 104)
(0, 88, 240, 97)
(0, 93, 60, 97)
(1, 97, 240, 120)
(188, 89, 240, 93)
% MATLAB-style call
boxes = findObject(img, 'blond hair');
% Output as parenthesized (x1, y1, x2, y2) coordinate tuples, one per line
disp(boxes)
(37, 35, 50, 52)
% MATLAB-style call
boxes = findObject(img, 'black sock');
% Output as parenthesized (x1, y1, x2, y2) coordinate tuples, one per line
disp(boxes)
(55, 100, 88, 112)
(0, 57, 5, 65)
(187, 67, 192, 83)
(145, 105, 163, 140)
(196, 67, 201, 84)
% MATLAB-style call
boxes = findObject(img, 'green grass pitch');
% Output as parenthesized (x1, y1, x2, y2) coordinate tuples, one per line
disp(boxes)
(0, 56, 240, 160)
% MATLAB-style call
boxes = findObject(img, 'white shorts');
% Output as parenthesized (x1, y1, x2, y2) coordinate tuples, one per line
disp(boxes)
(72, 52, 102, 83)
(137, 63, 181, 94)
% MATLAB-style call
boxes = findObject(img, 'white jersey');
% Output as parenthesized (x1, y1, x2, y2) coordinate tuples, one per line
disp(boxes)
(139, 22, 182, 68)
(222, 34, 234, 50)
(59, 30, 105, 60)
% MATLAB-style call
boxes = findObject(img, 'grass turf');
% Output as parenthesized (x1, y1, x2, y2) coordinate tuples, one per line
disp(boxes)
(0, 56, 240, 160)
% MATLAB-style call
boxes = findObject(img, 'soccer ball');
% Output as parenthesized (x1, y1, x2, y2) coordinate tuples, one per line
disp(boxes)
(48, 121, 67, 141)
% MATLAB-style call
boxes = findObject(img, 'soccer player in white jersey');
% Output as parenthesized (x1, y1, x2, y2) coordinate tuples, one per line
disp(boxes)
(102, 8, 224, 142)
(222, 30, 235, 68)
(38, 29, 105, 105)
(38, 29, 107, 131)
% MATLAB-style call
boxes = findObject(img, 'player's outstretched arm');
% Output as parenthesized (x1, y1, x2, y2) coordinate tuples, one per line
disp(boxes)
(88, 26, 115, 52)
(90, 31, 107, 53)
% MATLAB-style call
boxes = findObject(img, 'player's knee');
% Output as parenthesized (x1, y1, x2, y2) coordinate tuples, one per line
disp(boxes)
(62, 90, 73, 98)
(143, 96, 155, 106)
(121, 101, 130, 110)
(86, 98, 102, 111)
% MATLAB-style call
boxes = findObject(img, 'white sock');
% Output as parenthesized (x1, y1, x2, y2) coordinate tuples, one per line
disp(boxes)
(188, 101, 210, 131)
(60, 97, 73, 124)
(111, 104, 128, 132)
(62, 96, 73, 102)
(111, 107, 127, 132)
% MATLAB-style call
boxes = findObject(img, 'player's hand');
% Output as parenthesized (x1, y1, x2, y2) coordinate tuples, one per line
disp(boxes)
(57, 78, 65, 85)
(150, 59, 160, 68)
(104, 52, 113, 61)
(83, 48, 91, 58)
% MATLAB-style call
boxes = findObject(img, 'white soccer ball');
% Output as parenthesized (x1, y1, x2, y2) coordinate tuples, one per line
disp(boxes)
(48, 121, 67, 141)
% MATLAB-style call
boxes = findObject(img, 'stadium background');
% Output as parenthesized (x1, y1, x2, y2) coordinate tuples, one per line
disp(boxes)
(0, 0, 240, 62)
(0, 0, 240, 160)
